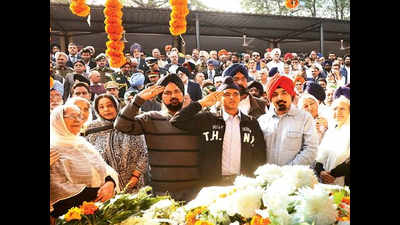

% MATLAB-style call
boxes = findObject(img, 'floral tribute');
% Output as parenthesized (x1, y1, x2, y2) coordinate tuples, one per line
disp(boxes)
(69, 0, 90, 17)
(169, 0, 189, 36)
(104, 0, 126, 68)
(285, 0, 300, 9)
(57, 165, 350, 225)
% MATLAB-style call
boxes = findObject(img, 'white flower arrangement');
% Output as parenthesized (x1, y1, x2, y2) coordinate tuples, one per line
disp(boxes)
(293, 186, 338, 225)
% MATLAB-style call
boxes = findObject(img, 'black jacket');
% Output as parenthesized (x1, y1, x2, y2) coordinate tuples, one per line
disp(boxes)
(171, 102, 266, 183)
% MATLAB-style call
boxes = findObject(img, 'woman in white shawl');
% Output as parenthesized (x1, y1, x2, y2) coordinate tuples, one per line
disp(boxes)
(314, 96, 350, 186)
(64, 96, 93, 135)
(50, 104, 119, 221)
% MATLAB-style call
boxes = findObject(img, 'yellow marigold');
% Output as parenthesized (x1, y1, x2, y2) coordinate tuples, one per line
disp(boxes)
(64, 207, 82, 222)
(219, 193, 227, 198)
(169, 0, 189, 36)
(186, 207, 207, 225)
(285, 0, 299, 9)
(80, 201, 98, 215)
(250, 214, 271, 225)
(50, 76, 54, 89)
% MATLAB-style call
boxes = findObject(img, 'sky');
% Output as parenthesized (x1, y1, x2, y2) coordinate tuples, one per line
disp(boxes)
(199, 0, 243, 12)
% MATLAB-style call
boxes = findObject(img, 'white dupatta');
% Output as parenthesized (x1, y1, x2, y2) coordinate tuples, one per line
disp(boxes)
(50, 105, 119, 207)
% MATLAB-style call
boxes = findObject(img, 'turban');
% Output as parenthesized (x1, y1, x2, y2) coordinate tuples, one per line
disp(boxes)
(293, 75, 305, 85)
(265, 74, 295, 101)
(130, 43, 142, 54)
(268, 67, 279, 77)
(248, 80, 264, 94)
(217, 76, 240, 92)
(222, 63, 249, 79)
(303, 81, 326, 102)
(334, 86, 350, 100)
(156, 73, 184, 101)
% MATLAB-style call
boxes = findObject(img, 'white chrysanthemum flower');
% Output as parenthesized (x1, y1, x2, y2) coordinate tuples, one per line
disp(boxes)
(185, 186, 233, 210)
(234, 175, 262, 189)
(262, 178, 295, 211)
(254, 164, 284, 184)
(282, 165, 318, 190)
(229, 187, 263, 218)
(267, 208, 291, 225)
(294, 187, 338, 225)
(229, 222, 240, 225)
(169, 207, 186, 225)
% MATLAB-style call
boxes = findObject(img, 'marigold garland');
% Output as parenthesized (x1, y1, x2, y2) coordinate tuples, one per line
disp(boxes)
(169, 0, 189, 36)
(285, 0, 299, 9)
(104, 0, 126, 68)
(69, 0, 90, 17)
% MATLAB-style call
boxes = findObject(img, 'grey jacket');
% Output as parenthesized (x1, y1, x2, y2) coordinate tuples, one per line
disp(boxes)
(114, 95, 201, 201)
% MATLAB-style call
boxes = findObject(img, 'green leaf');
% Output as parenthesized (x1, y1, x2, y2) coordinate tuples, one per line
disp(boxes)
(333, 191, 345, 205)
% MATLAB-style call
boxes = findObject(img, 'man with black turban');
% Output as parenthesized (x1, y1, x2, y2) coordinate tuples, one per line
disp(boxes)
(114, 73, 201, 202)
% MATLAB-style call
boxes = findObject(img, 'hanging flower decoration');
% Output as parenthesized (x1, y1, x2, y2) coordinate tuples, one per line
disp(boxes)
(169, 0, 189, 36)
(285, 0, 299, 9)
(69, 0, 90, 17)
(104, 0, 126, 68)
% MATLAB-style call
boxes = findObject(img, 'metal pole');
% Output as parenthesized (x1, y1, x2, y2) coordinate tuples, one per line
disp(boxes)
(320, 22, 324, 57)
(195, 13, 200, 49)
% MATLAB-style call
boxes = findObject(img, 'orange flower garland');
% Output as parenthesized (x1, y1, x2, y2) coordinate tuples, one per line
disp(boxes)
(169, 0, 189, 36)
(285, 0, 299, 9)
(70, 0, 90, 17)
(104, 0, 126, 68)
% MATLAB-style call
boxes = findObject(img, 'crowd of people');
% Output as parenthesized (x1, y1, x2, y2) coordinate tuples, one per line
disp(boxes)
(50, 41, 350, 223)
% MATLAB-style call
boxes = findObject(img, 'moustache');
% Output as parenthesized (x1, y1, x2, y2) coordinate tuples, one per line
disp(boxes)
(277, 100, 286, 105)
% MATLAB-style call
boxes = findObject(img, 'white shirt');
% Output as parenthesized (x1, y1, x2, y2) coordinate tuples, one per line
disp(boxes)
(267, 61, 284, 73)
(222, 109, 242, 175)
(238, 95, 251, 115)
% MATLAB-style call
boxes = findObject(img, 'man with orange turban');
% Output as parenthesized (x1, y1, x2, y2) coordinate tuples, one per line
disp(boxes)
(257, 74, 318, 166)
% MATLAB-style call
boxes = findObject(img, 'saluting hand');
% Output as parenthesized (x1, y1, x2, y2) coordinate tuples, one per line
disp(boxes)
(199, 91, 223, 108)
(138, 85, 165, 101)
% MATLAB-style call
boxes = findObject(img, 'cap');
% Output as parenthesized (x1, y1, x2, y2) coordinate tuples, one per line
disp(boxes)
(145, 57, 158, 66)
(95, 53, 107, 61)
(104, 81, 119, 89)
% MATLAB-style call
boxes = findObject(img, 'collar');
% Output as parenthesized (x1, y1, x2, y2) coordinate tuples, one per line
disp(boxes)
(222, 108, 241, 121)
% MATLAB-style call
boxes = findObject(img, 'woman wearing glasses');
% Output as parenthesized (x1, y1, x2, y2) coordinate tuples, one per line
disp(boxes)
(50, 104, 118, 223)
(85, 94, 148, 194)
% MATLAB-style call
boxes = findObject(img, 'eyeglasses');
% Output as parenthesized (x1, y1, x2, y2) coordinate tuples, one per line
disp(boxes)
(252, 54, 260, 57)
(64, 114, 84, 121)
(223, 92, 240, 98)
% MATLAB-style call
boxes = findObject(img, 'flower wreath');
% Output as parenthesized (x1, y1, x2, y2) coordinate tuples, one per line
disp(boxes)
(169, 0, 189, 36)
(69, 0, 90, 17)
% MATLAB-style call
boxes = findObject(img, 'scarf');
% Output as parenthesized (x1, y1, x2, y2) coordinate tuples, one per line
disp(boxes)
(50, 105, 119, 207)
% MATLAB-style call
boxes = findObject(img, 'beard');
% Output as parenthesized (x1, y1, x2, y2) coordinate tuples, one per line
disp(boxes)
(238, 84, 249, 96)
(275, 100, 289, 112)
(165, 98, 183, 112)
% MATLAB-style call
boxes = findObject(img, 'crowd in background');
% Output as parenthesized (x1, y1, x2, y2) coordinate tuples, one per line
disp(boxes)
(50, 41, 350, 222)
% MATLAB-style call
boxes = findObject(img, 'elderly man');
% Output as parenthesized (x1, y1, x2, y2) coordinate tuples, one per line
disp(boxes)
(50, 80, 64, 112)
(203, 59, 221, 81)
(88, 70, 106, 98)
(266, 48, 284, 73)
(91, 53, 115, 84)
(223, 63, 267, 119)
(63, 60, 90, 102)
(152, 48, 167, 68)
(257, 74, 318, 166)
(298, 93, 328, 144)
(114, 73, 200, 202)
(170, 76, 266, 187)
(66, 42, 81, 68)
(164, 51, 181, 72)
(54, 52, 74, 78)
